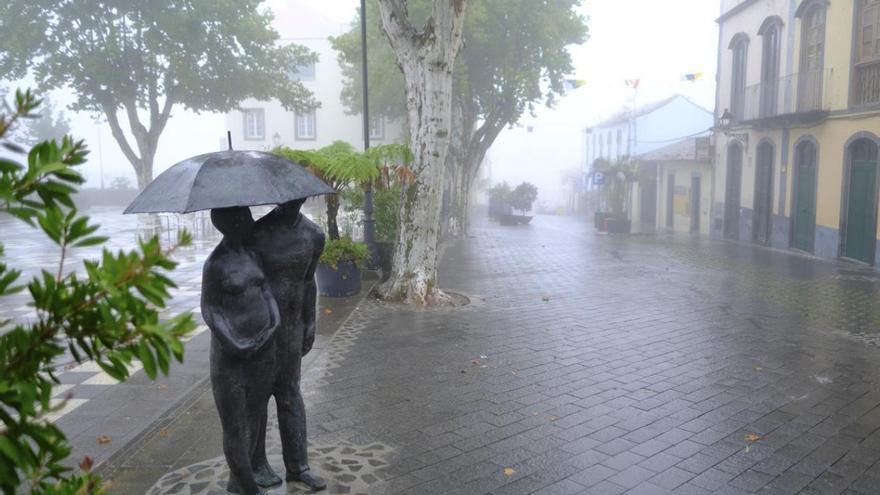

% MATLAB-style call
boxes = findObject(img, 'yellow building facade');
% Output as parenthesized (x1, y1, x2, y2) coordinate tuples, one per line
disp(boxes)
(713, 0, 880, 263)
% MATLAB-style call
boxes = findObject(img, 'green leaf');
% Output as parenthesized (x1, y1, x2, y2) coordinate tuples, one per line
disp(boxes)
(0, 158, 22, 173)
(0, 436, 22, 464)
(72, 236, 108, 248)
(137, 341, 157, 379)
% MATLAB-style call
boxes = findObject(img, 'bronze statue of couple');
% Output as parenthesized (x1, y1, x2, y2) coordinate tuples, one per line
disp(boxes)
(201, 200, 327, 495)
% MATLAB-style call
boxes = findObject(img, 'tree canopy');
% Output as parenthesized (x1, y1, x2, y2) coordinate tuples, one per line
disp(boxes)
(331, 0, 587, 129)
(0, 0, 318, 187)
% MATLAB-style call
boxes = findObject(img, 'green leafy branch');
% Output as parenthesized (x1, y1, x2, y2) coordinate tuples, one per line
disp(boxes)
(0, 89, 195, 495)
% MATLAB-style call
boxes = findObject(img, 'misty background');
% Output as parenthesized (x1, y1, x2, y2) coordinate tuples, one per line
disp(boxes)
(3, 0, 719, 209)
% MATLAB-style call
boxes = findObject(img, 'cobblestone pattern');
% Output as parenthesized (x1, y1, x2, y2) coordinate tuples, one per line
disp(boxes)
(294, 215, 880, 494)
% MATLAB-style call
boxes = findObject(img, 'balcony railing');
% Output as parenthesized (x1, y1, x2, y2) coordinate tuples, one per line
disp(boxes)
(739, 69, 831, 123)
(854, 60, 880, 107)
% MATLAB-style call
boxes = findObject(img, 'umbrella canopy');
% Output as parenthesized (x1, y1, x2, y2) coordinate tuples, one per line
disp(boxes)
(124, 150, 335, 214)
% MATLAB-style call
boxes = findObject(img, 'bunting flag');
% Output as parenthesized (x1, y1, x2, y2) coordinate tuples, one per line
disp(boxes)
(681, 72, 703, 82)
(624, 79, 640, 89)
(563, 79, 587, 91)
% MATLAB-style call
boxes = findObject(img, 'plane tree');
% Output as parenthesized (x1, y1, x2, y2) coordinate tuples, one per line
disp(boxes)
(0, 0, 318, 188)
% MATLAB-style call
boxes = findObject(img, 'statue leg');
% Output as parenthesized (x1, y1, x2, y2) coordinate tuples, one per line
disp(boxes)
(249, 377, 280, 487)
(275, 355, 326, 491)
(211, 364, 264, 495)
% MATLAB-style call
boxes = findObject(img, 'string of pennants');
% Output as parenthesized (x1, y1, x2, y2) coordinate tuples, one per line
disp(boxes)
(563, 72, 704, 92)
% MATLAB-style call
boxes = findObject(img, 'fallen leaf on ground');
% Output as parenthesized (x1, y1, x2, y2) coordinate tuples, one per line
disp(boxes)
(158, 428, 169, 437)
(744, 433, 761, 443)
(157, 384, 168, 390)
(472, 360, 480, 365)
(460, 369, 467, 374)
(549, 416, 558, 422)
(503, 467, 517, 476)
(323, 308, 333, 315)
(79, 455, 94, 472)
(753, 366, 762, 371)
(97, 435, 112, 445)
(542, 296, 550, 302)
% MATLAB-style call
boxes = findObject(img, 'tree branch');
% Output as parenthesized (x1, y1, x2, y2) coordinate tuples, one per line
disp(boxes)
(101, 100, 141, 167)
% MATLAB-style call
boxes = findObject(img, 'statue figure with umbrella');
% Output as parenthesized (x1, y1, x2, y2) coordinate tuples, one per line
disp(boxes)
(125, 149, 335, 494)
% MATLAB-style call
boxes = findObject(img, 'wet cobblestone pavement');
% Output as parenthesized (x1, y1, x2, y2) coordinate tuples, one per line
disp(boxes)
(102, 213, 880, 494)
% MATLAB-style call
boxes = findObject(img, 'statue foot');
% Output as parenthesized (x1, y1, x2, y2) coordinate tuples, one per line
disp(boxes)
(286, 469, 327, 491)
(226, 474, 267, 495)
(253, 463, 282, 488)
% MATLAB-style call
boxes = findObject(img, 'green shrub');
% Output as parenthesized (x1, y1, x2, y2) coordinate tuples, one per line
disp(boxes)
(320, 237, 370, 270)
(0, 89, 195, 494)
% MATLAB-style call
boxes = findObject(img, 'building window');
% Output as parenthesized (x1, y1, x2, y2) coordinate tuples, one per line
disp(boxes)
(729, 34, 749, 120)
(797, 3, 826, 111)
(289, 62, 316, 81)
(759, 17, 783, 118)
(295, 110, 316, 140)
(616, 129, 623, 157)
(606, 132, 612, 158)
(243, 109, 265, 141)
(854, 0, 880, 105)
(369, 115, 384, 140)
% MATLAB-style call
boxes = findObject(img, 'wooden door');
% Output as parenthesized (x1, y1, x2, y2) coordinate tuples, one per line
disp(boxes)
(724, 144, 743, 239)
(690, 176, 701, 233)
(753, 142, 774, 244)
(792, 142, 817, 252)
(844, 139, 879, 263)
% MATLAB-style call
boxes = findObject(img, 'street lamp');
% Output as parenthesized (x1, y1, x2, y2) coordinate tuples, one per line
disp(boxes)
(718, 109, 734, 129)
(360, 0, 377, 268)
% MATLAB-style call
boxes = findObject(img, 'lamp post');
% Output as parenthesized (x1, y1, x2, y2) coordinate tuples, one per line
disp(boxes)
(360, 0, 377, 267)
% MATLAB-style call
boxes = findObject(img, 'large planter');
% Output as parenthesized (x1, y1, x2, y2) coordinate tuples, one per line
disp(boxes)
(489, 201, 513, 219)
(316, 260, 361, 297)
(604, 217, 631, 234)
(375, 241, 394, 282)
(499, 214, 533, 226)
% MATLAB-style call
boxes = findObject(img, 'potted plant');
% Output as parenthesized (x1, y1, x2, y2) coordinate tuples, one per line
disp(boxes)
(341, 144, 413, 281)
(488, 182, 513, 220)
(315, 236, 370, 296)
(501, 182, 538, 226)
(595, 157, 637, 234)
(274, 142, 378, 296)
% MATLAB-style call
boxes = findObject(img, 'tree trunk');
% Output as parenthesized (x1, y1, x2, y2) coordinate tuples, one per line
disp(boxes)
(326, 195, 340, 241)
(376, 0, 467, 305)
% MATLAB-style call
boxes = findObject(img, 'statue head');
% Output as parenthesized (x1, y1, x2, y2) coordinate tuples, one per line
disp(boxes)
(210, 206, 254, 241)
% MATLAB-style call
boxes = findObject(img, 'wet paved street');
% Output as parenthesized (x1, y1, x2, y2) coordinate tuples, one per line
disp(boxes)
(103, 212, 880, 494)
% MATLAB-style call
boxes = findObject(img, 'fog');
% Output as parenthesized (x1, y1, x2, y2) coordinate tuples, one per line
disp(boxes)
(3, 0, 718, 210)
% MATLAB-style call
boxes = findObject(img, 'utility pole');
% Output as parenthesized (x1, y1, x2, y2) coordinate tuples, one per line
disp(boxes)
(360, 0, 376, 267)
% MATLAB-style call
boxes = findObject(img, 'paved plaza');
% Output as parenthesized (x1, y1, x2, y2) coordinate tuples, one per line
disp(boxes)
(11, 210, 880, 494)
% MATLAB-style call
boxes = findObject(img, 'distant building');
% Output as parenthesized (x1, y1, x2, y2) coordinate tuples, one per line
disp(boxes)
(224, 5, 403, 152)
(585, 95, 713, 229)
(635, 137, 714, 234)
(584, 95, 713, 168)
(713, 0, 880, 263)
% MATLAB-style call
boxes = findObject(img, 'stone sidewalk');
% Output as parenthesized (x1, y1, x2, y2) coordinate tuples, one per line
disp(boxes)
(107, 214, 880, 494)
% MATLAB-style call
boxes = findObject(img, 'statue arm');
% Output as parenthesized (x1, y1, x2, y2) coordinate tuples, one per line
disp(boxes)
(301, 232, 325, 355)
(201, 262, 261, 357)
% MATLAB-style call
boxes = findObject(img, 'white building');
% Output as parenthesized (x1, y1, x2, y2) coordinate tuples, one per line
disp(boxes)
(225, 4, 403, 152)
(584, 94, 713, 168)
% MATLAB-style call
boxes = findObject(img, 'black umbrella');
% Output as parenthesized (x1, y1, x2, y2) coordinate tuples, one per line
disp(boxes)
(124, 150, 335, 214)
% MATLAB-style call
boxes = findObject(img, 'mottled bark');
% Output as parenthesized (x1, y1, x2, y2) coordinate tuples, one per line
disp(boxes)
(376, 0, 467, 305)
